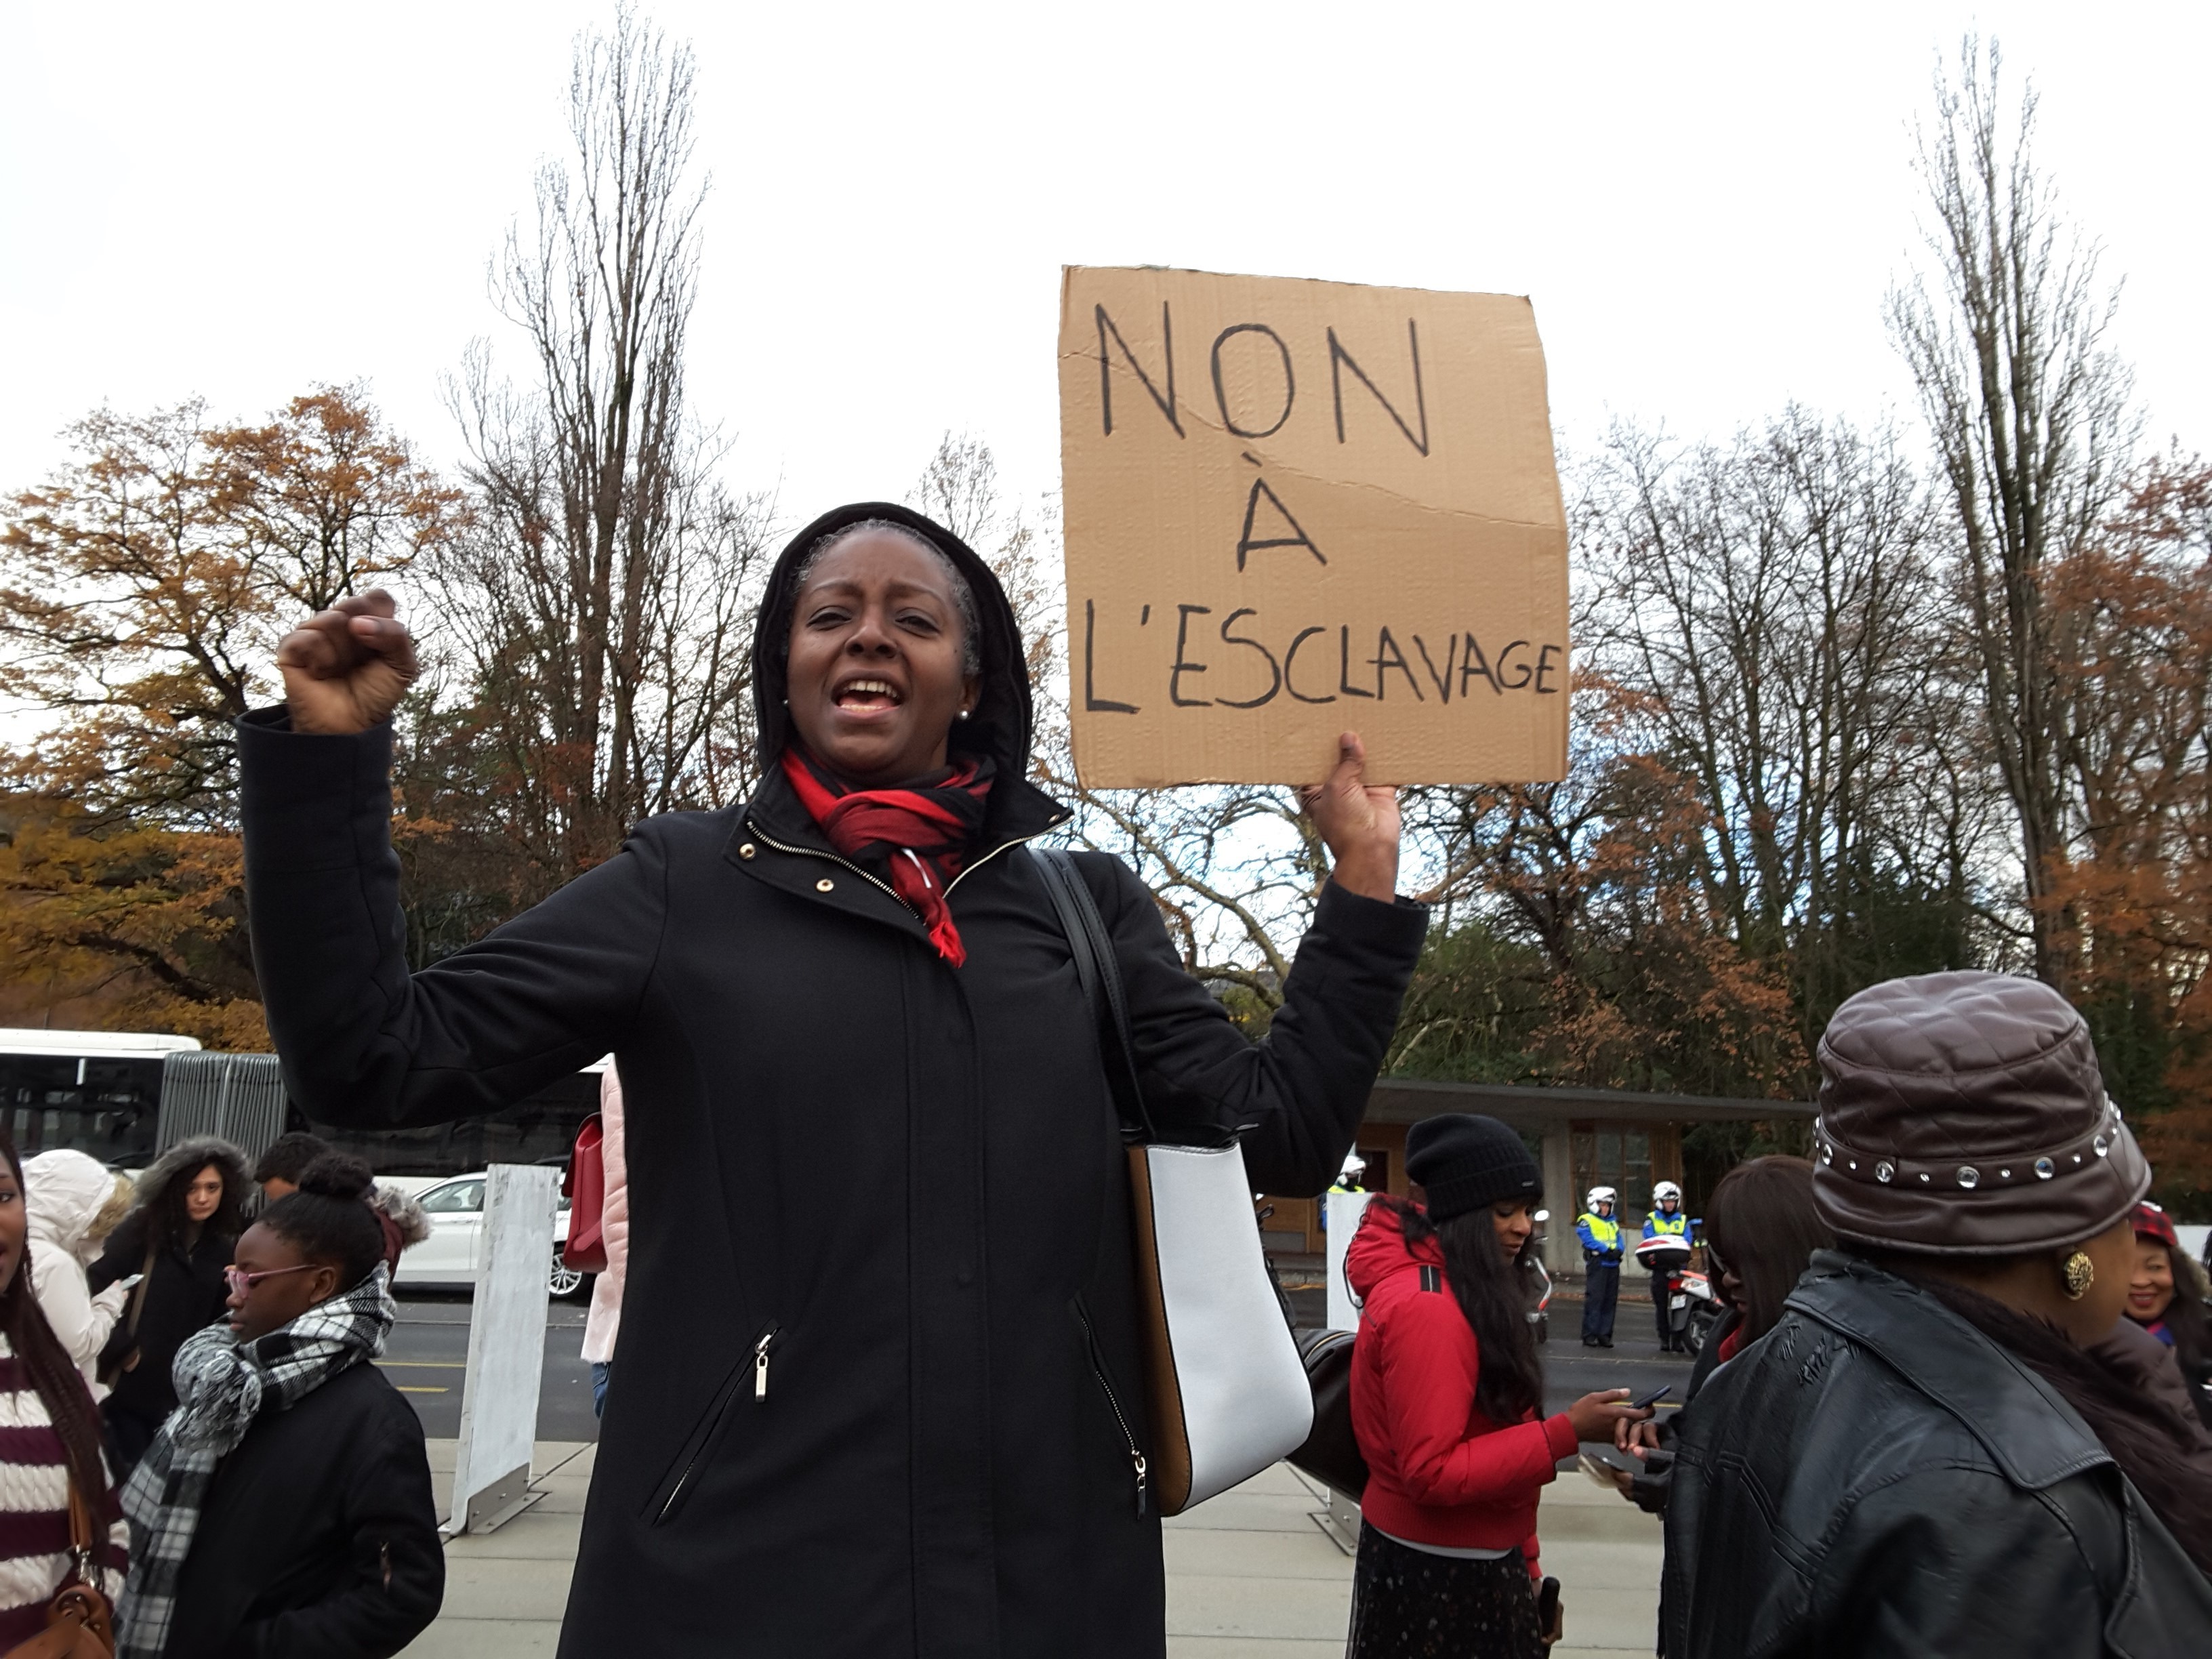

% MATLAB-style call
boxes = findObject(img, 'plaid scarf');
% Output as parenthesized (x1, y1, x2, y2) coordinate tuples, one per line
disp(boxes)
(780, 747, 995, 966)
(115, 1265, 395, 1658)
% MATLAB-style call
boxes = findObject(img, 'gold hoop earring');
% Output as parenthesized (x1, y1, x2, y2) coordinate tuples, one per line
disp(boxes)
(2061, 1250, 2095, 1300)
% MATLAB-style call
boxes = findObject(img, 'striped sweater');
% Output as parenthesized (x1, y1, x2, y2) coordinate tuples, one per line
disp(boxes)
(0, 1335, 125, 1647)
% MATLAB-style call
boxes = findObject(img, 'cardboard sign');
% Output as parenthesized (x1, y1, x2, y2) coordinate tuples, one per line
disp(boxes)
(1058, 266, 1569, 787)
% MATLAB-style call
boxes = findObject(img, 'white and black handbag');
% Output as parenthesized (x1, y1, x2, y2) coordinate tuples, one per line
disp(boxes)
(1034, 848, 1315, 1515)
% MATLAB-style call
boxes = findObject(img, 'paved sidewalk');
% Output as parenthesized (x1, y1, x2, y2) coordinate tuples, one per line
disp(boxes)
(401, 1441, 1661, 1656)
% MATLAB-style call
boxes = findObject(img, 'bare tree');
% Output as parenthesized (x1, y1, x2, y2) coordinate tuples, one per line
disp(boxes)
(911, 432, 1060, 706)
(1888, 36, 2139, 983)
(433, 8, 770, 887)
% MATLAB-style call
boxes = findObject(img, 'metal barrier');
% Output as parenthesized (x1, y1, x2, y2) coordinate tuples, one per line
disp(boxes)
(157, 1052, 288, 1160)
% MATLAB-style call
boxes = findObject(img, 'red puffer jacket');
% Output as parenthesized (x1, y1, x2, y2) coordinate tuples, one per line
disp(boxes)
(1347, 1200, 1576, 1566)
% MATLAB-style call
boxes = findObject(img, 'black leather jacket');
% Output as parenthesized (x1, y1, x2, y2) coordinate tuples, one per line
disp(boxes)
(1662, 1253, 2212, 1657)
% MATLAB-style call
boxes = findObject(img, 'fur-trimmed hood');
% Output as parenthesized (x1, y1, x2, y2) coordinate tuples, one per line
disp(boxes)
(371, 1182, 431, 1250)
(128, 1134, 253, 1244)
(132, 1136, 253, 1208)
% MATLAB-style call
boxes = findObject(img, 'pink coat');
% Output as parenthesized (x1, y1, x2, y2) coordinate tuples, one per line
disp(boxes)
(580, 1065, 630, 1364)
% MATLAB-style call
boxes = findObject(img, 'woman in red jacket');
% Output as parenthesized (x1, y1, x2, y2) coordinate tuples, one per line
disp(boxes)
(1347, 1115, 1647, 1657)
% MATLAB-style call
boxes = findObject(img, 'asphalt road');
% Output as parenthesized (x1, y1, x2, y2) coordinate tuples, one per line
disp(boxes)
(380, 1288, 601, 1442)
(1282, 1276, 1697, 1424)
(387, 1279, 1692, 1449)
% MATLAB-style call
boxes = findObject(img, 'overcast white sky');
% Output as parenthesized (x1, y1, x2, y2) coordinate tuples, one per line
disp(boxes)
(3, 2, 2205, 531)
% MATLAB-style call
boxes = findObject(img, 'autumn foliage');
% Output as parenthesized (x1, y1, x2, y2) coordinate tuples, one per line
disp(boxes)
(0, 388, 460, 1044)
(2042, 459, 2212, 1196)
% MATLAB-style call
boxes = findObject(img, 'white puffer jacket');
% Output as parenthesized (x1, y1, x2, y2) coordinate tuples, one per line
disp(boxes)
(22, 1150, 129, 1397)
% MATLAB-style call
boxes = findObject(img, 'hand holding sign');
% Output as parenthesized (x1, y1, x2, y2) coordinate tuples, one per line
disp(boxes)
(1303, 732, 1401, 901)
(1059, 266, 1570, 787)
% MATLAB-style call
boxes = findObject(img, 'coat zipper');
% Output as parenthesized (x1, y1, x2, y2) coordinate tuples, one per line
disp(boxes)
(746, 815, 1070, 912)
(943, 816, 1069, 897)
(752, 1324, 776, 1399)
(747, 823, 912, 912)
(657, 1321, 779, 1524)
(1073, 1300, 1149, 1519)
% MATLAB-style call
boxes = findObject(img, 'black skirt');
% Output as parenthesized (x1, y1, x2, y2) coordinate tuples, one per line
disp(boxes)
(1346, 1522, 1544, 1659)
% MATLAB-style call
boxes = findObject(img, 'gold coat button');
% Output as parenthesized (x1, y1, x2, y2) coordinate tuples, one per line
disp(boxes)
(737, 843, 757, 859)
(815, 877, 835, 893)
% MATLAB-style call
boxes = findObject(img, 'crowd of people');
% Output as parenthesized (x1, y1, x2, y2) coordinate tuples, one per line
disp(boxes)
(0, 500, 2205, 1656)
(1342, 971, 2212, 1657)
(0, 1127, 445, 1656)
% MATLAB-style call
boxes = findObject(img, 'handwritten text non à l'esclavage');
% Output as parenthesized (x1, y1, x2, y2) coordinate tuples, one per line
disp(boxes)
(1082, 600, 1563, 714)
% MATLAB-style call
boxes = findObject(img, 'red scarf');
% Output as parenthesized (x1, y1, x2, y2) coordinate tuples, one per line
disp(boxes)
(779, 747, 994, 966)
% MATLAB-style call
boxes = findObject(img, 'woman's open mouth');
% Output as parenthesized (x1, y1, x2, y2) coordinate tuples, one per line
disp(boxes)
(832, 677, 905, 716)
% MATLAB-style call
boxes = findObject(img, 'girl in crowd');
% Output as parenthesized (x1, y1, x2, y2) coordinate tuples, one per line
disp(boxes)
(2123, 1200, 2212, 1430)
(1610, 1155, 1832, 1515)
(1672, 1155, 1828, 1401)
(0, 1133, 127, 1648)
(1346, 1114, 1648, 1658)
(88, 1139, 251, 1472)
(239, 504, 1423, 1654)
(1663, 971, 2212, 1656)
(24, 1149, 135, 1394)
(115, 1154, 442, 1659)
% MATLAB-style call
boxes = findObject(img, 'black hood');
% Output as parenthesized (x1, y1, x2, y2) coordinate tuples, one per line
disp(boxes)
(750, 501, 1034, 781)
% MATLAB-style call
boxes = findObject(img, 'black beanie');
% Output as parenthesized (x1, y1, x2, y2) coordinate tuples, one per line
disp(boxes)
(1406, 1114, 1541, 1222)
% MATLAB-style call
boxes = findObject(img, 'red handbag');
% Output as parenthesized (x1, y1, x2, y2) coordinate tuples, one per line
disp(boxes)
(561, 1113, 609, 1273)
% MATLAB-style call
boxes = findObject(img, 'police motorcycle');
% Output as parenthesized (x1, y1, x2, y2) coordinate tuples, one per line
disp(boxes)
(1525, 1207, 1554, 1345)
(1632, 1182, 1722, 1356)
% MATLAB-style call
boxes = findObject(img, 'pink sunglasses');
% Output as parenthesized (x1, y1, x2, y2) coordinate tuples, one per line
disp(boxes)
(224, 1263, 316, 1296)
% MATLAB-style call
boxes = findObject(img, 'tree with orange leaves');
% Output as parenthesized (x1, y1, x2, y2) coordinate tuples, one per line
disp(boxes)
(0, 387, 462, 824)
(0, 387, 462, 1042)
(2043, 456, 2212, 1197)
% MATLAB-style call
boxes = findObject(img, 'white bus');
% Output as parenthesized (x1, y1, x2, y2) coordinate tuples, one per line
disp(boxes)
(0, 1029, 202, 1165)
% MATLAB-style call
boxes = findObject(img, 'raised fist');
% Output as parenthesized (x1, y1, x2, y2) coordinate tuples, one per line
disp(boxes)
(275, 589, 420, 735)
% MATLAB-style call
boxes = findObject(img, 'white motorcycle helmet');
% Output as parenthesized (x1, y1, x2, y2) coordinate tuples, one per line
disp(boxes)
(1653, 1180, 1683, 1208)
(1336, 1153, 1367, 1186)
(1586, 1186, 1617, 1211)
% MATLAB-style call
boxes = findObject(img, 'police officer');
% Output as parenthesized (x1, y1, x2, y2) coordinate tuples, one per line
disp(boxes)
(1319, 1153, 1368, 1240)
(1577, 1186, 1623, 1347)
(1642, 1180, 1692, 1351)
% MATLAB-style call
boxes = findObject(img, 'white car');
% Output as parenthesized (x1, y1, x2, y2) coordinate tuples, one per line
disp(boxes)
(394, 1171, 588, 1299)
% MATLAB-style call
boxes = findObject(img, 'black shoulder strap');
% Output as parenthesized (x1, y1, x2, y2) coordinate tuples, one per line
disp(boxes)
(1418, 1265, 1443, 1294)
(1033, 848, 1155, 1143)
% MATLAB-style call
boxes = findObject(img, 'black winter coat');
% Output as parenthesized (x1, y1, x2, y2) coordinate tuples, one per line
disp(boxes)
(238, 500, 1426, 1658)
(87, 1214, 234, 1423)
(1662, 1253, 2212, 1657)
(163, 1361, 444, 1658)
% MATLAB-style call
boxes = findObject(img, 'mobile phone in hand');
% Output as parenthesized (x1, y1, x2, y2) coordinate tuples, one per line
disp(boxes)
(1536, 1576, 1562, 1644)
(1628, 1383, 1672, 1412)
(115, 1273, 144, 1291)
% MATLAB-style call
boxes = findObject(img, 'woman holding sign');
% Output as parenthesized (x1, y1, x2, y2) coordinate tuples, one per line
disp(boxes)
(239, 503, 1427, 1656)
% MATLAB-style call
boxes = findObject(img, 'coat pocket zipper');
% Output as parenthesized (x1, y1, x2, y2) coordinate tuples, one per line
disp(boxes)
(1073, 1300, 1149, 1519)
(653, 1322, 779, 1525)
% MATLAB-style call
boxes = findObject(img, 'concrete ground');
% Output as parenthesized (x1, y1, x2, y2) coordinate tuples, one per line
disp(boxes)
(401, 1443, 1660, 1657)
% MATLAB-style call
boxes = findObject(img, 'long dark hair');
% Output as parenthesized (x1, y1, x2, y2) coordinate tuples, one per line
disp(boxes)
(0, 1132, 115, 1514)
(1704, 1156, 1832, 1342)
(1374, 1193, 1544, 1423)
(148, 1149, 247, 1252)
(1911, 1275, 2212, 1576)
(2145, 1242, 2211, 1410)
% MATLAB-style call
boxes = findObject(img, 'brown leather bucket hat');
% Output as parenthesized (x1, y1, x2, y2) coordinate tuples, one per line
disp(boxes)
(1811, 970, 2151, 1256)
